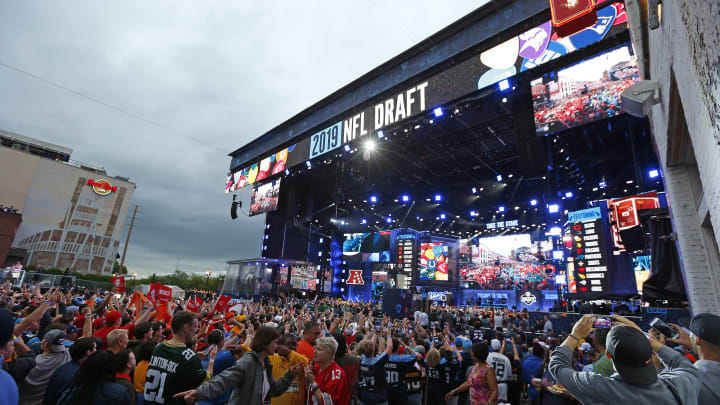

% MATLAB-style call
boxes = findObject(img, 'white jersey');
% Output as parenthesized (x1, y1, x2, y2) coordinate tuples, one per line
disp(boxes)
(487, 352, 512, 382)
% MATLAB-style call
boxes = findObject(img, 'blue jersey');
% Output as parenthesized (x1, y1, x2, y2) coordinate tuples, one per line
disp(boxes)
(385, 354, 417, 392)
(358, 352, 389, 403)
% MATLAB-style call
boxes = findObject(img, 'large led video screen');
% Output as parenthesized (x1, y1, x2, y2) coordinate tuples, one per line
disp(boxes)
(532, 44, 640, 136)
(249, 178, 281, 216)
(419, 242, 452, 281)
(459, 234, 556, 289)
(342, 232, 391, 262)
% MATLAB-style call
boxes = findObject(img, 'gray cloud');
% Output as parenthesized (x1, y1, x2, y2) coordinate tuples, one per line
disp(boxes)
(0, 0, 484, 275)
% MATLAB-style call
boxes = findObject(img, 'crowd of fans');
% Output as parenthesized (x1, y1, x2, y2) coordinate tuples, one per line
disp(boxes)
(1, 281, 718, 405)
(0, 204, 19, 214)
(460, 263, 554, 291)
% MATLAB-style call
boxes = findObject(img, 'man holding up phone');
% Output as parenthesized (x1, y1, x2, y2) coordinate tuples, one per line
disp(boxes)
(548, 314, 700, 405)
(666, 313, 720, 404)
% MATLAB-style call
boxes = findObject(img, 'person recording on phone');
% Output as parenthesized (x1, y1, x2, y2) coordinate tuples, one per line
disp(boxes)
(548, 314, 700, 405)
(666, 313, 720, 404)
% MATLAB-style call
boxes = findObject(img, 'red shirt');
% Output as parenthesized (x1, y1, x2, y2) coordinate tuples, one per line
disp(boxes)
(297, 339, 315, 361)
(115, 372, 131, 382)
(93, 324, 135, 349)
(313, 361, 349, 405)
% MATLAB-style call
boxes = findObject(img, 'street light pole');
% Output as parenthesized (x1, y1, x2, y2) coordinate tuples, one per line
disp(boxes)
(205, 271, 212, 292)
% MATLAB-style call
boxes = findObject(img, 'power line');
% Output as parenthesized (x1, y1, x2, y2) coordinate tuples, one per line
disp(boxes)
(0, 60, 227, 153)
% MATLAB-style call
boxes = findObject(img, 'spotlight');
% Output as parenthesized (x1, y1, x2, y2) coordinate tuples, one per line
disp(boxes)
(501, 97, 507, 103)
(649, 169, 660, 179)
(386, 217, 393, 224)
(284, 168, 290, 176)
(470, 210, 477, 217)
(498, 79, 510, 92)
(471, 187, 477, 194)
(377, 130, 384, 139)
(598, 181, 607, 189)
(434, 194, 442, 202)
(370, 195, 378, 203)
(498, 206, 505, 213)
(440, 213, 446, 220)
(344, 144, 351, 152)
(401, 195, 410, 203)
(548, 204, 559, 214)
(433, 107, 443, 117)
(364, 139, 376, 151)
(530, 199, 537, 206)
(305, 160, 311, 167)
(496, 174, 503, 182)
(565, 191, 574, 198)
(360, 218, 367, 224)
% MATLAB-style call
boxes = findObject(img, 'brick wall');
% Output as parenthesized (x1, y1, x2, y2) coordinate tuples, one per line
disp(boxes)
(626, 0, 720, 314)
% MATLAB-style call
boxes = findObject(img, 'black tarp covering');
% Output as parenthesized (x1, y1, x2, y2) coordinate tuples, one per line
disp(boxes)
(641, 209, 687, 301)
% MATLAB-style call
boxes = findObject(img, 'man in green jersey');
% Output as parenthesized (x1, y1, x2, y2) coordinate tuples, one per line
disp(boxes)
(144, 311, 217, 405)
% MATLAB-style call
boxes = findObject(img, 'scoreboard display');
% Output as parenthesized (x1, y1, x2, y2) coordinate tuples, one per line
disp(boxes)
(395, 234, 416, 274)
(568, 219, 610, 293)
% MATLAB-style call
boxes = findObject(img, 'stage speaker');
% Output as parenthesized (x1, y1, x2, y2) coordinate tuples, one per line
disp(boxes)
(511, 83, 546, 177)
(230, 200, 241, 220)
(619, 225, 645, 252)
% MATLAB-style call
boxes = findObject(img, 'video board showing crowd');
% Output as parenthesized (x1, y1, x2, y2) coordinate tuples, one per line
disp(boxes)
(342, 232, 391, 263)
(459, 234, 556, 290)
(248, 178, 281, 216)
(532, 44, 640, 136)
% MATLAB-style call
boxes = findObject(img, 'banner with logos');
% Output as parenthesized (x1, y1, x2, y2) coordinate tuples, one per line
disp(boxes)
(148, 283, 172, 304)
(110, 276, 126, 293)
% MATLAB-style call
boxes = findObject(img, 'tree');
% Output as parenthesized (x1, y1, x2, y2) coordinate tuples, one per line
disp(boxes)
(113, 261, 128, 275)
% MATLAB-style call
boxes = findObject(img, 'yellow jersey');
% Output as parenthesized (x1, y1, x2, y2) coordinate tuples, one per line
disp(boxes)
(269, 351, 309, 405)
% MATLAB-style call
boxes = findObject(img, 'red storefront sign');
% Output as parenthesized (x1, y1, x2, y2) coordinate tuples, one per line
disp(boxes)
(87, 179, 117, 195)
(549, 0, 598, 37)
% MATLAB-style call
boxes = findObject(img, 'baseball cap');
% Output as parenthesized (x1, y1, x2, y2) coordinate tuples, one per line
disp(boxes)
(491, 339, 501, 352)
(463, 339, 472, 351)
(105, 310, 121, 325)
(455, 337, 463, 347)
(44, 329, 67, 353)
(0, 309, 14, 346)
(688, 313, 720, 345)
(606, 325, 656, 386)
(66, 325, 79, 334)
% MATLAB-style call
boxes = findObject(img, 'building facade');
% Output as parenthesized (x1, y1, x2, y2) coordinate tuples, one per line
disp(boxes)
(626, 0, 720, 313)
(0, 130, 136, 274)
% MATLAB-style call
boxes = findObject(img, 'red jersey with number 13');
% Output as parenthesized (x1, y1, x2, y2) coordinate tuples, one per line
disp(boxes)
(312, 361, 349, 405)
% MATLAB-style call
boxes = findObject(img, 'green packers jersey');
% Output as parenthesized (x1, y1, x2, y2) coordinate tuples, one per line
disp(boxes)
(144, 342, 208, 405)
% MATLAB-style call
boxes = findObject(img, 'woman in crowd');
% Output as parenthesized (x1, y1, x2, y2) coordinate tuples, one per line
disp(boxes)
(58, 350, 133, 405)
(173, 326, 303, 405)
(356, 331, 393, 405)
(445, 342, 498, 405)
(305, 336, 350, 405)
(332, 331, 360, 403)
(132, 340, 157, 403)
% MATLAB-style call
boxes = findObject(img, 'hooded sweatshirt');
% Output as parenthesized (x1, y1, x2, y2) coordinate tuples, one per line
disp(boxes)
(694, 360, 720, 404)
(19, 350, 71, 405)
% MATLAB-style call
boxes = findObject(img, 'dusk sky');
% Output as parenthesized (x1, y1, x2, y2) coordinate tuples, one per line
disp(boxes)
(0, 0, 488, 276)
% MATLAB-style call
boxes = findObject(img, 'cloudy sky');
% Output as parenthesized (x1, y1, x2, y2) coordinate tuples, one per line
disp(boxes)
(0, 0, 486, 276)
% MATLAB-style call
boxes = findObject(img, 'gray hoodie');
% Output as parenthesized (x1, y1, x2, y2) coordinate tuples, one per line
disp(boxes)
(549, 345, 699, 405)
(19, 350, 71, 405)
(694, 359, 720, 404)
(197, 351, 296, 405)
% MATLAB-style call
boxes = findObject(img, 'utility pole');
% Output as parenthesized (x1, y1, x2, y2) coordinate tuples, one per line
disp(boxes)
(120, 205, 138, 271)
